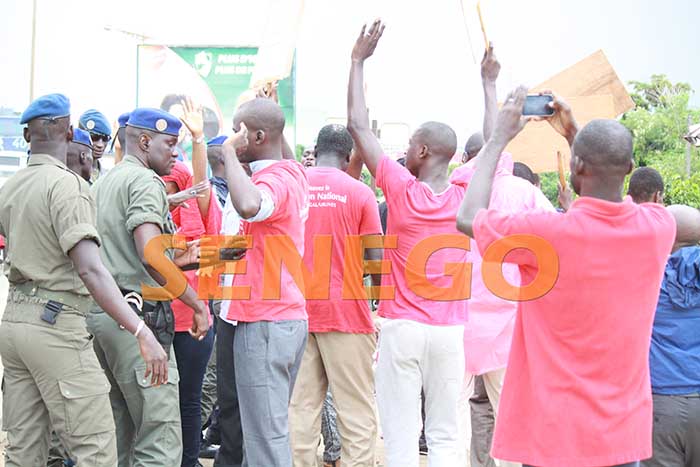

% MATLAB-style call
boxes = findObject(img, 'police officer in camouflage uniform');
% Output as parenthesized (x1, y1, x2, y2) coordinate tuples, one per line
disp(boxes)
(87, 107, 210, 467)
(0, 94, 168, 467)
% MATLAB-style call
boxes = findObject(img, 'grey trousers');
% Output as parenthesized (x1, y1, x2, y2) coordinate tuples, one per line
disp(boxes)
(470, 375, 497, 467)
(642, 394, 700, 467)
(200, 301, 220, 429)
(234, 320, 308, 467)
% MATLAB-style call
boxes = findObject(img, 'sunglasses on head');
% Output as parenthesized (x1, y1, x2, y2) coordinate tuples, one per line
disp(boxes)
(90, 133, 111, 143)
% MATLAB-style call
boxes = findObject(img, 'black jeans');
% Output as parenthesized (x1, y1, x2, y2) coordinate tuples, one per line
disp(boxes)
(214, 318, 245, 467)
(174, 328, 215, 467)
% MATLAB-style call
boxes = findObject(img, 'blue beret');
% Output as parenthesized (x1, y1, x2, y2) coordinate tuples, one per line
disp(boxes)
(117, 112, 131, 129)
(207, 135, 228, 147)
(72, 128, 93, 149)
(127, 108, 181, 137)
(79, 109, 111, 136)
(20, 93, 70, 124)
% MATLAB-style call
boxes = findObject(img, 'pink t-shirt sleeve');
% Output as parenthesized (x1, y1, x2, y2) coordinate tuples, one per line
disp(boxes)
(359, 187, 382, 236)
(376, 156, 414, 206)
(253, 171, 288, 223)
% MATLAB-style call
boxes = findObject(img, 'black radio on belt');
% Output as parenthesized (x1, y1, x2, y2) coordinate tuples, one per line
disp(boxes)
(41, 300, 64, 325)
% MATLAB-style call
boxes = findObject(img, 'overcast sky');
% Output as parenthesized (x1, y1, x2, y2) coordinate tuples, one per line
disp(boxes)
(1, 0, 697, 148)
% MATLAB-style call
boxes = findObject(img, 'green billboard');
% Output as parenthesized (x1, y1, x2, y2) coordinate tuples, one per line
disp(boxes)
(136, 45, 295, 144)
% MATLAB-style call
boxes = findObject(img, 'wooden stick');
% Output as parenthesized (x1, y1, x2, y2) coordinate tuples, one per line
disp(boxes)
(557, 150, 567, 188)
(476, 1, 488, 51)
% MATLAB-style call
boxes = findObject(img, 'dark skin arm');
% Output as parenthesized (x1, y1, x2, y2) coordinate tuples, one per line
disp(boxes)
(481, 42, 500, 141)
(365, 246, 383, 287)
(221, 124, 264, 219)
(345, 148, 364, 180)
(133, 223, 209, 340)
(180, 97, 211, 217)
(457, 86, 529, 238)
(540, 91, 579, 147)
(69, 239, 169, 386)
(347, 20, 386, 178)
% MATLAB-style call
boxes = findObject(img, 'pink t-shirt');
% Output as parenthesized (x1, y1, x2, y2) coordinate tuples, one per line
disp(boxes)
(454, 154, 555, 375)
(225, 160, 309, 322)
(376, 156, 469, 325)
(170, 190, 221, 332)
(473, 196, 675, 467)
(304, 167, 382, 333)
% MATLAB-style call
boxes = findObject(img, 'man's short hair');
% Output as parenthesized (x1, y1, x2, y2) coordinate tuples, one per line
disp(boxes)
(513, 162, 537, 185)
(315, 124, 354, 158)
(628, 167, 664, 203)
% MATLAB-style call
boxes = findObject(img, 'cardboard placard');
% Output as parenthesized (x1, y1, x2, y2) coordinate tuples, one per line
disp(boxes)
(506, 94, 616, 173)
(249, 0, 305, 89)
(507, 50, 635, 173)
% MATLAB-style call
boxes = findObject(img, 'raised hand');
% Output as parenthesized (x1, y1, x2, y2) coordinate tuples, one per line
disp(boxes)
(351, 19, 385, 62)
(257, 81, 279, 103)
(540, 91, 579, 146)
(492, 86, 529, 145)
(481, 42, 500, 83)
(224, 122, 249, 157)
(179, 96, 204, 140)
(558, 182, 573, 212)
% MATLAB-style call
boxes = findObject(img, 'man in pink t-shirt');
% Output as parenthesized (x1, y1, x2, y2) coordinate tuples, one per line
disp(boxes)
(288, 124, 383, 467)
(219, 97, 310, 467)
(348, 21, 470, 467)
(457, 87, 676, 467)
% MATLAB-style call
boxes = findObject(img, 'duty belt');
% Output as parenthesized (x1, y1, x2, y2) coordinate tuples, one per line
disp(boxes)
(11, 282, 94, 315)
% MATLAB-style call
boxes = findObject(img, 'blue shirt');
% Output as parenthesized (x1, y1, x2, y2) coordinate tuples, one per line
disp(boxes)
(650, 246, 700, 395)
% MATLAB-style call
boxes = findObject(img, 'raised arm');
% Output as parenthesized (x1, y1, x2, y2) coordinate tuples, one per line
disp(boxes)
(345, 147, 364, 180)
(221, 124, 264, 219)
(180, 97, 211, 218)
(347, 20, 386, 178)
(542, 91, 579, 147)
(481, 42, 501, 141)
(457, 86, 529, 237)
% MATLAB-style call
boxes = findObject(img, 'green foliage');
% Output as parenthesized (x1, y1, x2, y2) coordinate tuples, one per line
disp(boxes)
(295, 144, 305, 162)
(539, 172, 560, 207)
(621, 75, 700, 207)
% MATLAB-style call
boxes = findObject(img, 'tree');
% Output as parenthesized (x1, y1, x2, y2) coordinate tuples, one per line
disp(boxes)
(622, 75, 700, 206)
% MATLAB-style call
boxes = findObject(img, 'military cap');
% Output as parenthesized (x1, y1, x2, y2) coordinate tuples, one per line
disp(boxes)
(79, 109, 111, 136)
(207, 135, 228, 147)
(72, 128, 93, 149)
(117, 112, 131, 129)
(20, 93, 70, 124)
(126, 108, 182, 137)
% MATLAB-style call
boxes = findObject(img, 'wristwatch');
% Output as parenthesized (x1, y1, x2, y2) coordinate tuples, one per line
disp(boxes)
(193, 135, 205, 144)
